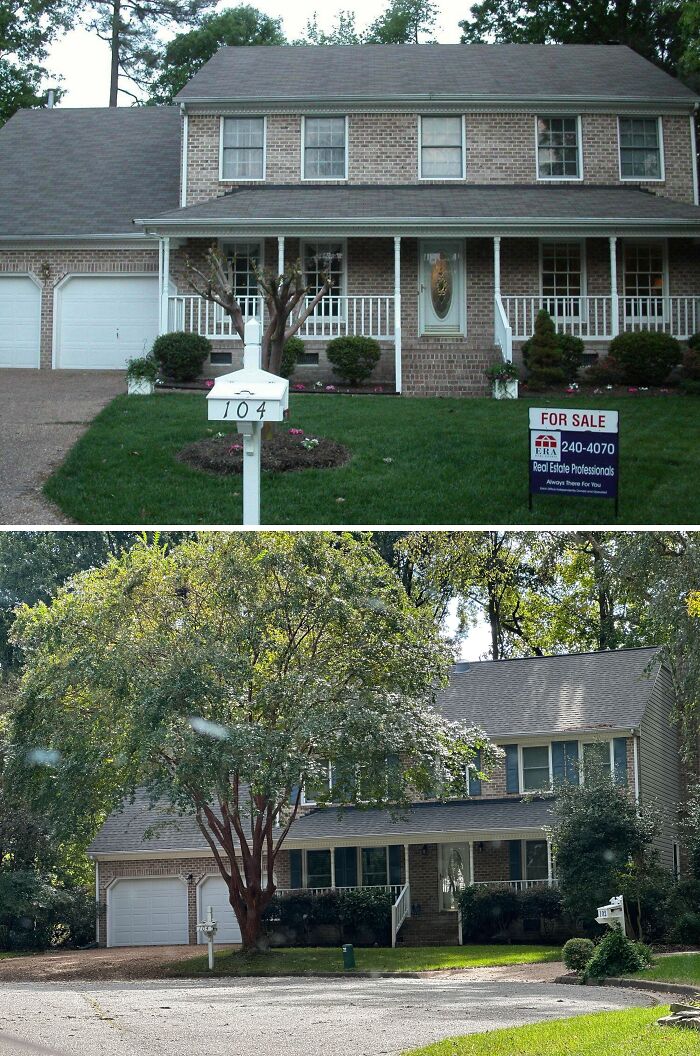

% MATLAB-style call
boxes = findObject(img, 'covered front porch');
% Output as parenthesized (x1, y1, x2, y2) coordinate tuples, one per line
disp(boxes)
(138, 184, 700, 396)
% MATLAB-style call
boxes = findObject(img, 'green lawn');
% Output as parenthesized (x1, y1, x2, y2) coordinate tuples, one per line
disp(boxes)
(631, 953, 700, 987)
(403, 1007, 695, 1056)
(165, 944, 561, 977)
(44, 392, 700, 524)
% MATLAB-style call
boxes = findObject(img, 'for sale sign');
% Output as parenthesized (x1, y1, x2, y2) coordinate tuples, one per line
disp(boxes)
(528, 407, 619, 509)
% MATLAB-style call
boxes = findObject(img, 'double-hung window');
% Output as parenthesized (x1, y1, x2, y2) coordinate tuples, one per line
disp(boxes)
(419, 116, 465, 179)
(624, 241, 665, 327)
(521, 745, 551, 792)
(221, 117, 265, 181)
(582, 741, 612, 781)
(302, 240, 345, 322)
(303, 760, 331, 804)
(618, 117, 663, 181)
(537, 116, 581, 179)
(541, 241, 583, 322)
(303, 116, 347, 180)
(525, 840, 549, 881)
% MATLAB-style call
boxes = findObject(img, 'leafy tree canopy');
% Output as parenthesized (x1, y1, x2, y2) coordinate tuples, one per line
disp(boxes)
(147, 5, 285, 105)
(366, 0, 439, 43)
(0, 1, 80, 125)
(8, 532, 497, 949)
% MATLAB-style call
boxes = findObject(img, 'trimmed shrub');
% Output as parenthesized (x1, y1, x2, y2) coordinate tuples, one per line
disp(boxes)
(522, 332, 585, 383)
(563, 937, 595, 973)
(687, 333, 700, 351)
(607, 331, 682, 387)
(263, 888, 392, 947)
(457, 885, 565, 942)
(151, 331, 212, 382)
(583, 355, 624, 386)
(280, 336, 304, 379)
(326, 336, 381, 385)
(583, 928, 653, 980)
(680, 348, 700, 395)
(523, 310, 566, 389)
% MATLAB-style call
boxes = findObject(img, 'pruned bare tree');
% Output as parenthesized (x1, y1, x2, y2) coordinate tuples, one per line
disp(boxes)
(186, 245, 331, 376)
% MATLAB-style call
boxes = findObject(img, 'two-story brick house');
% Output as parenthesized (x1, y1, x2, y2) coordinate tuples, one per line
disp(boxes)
(89, 647, 681, 948)
(0, 44, 699, 395)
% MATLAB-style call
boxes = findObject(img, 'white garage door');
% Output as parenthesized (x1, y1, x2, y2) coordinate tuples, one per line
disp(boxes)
(108, 877, 188, 947)
(55, 275, 159, 369)
(0, 275, 41, 367)
(197, 876, 242, 945)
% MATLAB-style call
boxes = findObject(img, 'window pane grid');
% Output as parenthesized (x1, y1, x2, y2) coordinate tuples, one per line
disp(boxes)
(222, 117, 264, 180)
(222, 242, 260, 302)
(538, 116, 580, 178)
(303, 241, 344, 316)
(304, 117, 346, 179)
(421, 116, 464, 178)
(522, 745, 550, 792)
(624, 243, 664, 319)
(620, 118, 661, 179)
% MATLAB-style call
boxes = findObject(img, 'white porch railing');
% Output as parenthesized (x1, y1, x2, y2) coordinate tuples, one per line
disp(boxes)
(167, 294, 395, 342)
(503, 295, 700, 341)
(494, 293, 513, 362)
(471, 878, 558, 892)
(276, 884, 404, 899)
(391, 883, 411, 948)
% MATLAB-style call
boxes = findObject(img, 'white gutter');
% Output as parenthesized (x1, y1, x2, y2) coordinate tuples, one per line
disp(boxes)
(136, 217, 700, 235)
(95, 860, 100, 945)
(179, 95, 697, 114)
(180, 108, 189, 209)
(691, 110, 699, 207)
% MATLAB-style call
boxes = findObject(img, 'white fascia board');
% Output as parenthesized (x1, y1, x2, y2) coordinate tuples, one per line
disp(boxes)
(0, 233, 155, 245)
(494, 726, 638, 743)
(180, 97, 697, 116)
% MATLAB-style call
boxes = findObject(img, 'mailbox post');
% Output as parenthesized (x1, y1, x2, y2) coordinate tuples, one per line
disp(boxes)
(196, 904, 219, 971)
(206, 319, 289, 526)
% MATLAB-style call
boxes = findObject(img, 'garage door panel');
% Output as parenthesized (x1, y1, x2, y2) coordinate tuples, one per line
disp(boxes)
(109, 877, 188, 947)
(57, 275, 159, 369)
(197, 876, 242, 945)
(0, 276, 41, 367)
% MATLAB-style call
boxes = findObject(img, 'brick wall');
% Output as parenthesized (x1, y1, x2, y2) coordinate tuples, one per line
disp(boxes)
(472, 840, 510, 882)
(185, 112, 696, 205)
(0, 247, 158, 369)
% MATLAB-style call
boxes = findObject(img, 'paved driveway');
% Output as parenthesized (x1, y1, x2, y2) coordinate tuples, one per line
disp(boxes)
(0, 973, 656, 1056)
(0, 370, 125, 525)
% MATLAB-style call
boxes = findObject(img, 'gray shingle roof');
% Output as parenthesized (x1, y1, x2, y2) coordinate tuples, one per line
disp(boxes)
(0, 106, 181, 239)
(141, 184, 700, 229)
(89, 792, 206, 854)
(437, 647, 662, 737)
(175, 44, 697, 105)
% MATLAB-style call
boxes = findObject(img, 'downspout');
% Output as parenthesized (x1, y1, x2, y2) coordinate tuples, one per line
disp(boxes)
(632, 730, 640, 804)
(94, 859, 100, 945)
(180, 105, 189, 209)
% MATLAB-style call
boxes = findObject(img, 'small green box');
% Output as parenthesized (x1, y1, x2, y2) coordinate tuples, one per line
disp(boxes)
(342, 943, 356, 970)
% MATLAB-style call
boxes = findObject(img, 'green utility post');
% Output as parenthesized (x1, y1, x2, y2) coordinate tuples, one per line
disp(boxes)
(342, 943, 356, 970)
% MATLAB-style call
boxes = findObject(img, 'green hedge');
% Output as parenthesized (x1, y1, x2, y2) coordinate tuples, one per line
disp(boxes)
(151, 331, 212, 382)
(264, 888, 393, 946)
(456, 885, 564, 942)
(0, 871, 96, 951)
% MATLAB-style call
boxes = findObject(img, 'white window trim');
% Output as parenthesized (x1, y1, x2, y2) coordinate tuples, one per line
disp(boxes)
(219, 115, 267, 183)
(300, 238, 348, 324)
(417, 114, 467, 181)
(301, 760, 332, 806)
(519, 743, 553, 794)
(515, 736, 618, 793)
(539, 238, 588, 321)
(535, 114, 584, 182)
(579, 738, 615, 784)
(622, 238, 670, 325)
(301, 114, 349, 182)
(617, 115, 665, 183)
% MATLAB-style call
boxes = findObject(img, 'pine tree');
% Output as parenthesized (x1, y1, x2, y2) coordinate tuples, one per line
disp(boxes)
(525, 309, 566, 389)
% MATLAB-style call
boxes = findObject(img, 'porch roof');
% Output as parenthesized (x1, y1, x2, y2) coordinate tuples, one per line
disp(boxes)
(136, 184, 700, 239)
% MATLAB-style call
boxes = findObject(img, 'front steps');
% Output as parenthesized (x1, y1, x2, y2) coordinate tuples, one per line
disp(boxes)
(397, 913, 460, 946)
(401, 342, 500, 397)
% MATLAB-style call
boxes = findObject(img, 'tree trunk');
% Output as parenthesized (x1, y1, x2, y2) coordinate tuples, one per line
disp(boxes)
(109, 0, 121, 107)
(488, 592, 500, 660)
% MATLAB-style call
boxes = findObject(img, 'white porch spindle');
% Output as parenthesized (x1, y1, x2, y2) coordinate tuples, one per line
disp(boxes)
(468, 841, 475, 885)
(404, 843, 410, 887)
(394, 236, 402, 394)
(493, 236, 501, 298)
(609, 237, 620, 337)
(277, 236, 285, 277)
(330, 847, 336, 889)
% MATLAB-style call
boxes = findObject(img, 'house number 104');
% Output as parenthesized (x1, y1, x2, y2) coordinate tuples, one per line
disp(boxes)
(223, 400, 268, 420)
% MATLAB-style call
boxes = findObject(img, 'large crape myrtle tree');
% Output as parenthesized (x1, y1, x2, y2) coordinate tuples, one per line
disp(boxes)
(8, 532, 497, 952)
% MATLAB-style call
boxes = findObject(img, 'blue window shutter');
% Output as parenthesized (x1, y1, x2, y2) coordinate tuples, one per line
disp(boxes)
(334, 847, 358, 887)
(613, 738, 628, 786)
(289, 849, 303, 889)
(508, 840, 523, 881)
(469, 749, 482, 796)
(388, 845, 402, 886)
(553, 741, 580, 785)
(505, 745, 519, 793)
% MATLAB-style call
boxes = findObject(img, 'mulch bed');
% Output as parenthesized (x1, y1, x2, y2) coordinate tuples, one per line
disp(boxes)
(177, 430, 351, 475)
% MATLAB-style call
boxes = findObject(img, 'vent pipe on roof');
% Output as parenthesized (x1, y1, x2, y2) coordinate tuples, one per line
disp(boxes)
(46, 88, 58, 108)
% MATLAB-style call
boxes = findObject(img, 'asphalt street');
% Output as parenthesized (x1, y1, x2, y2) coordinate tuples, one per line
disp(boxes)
(0, 975, 656, 1056)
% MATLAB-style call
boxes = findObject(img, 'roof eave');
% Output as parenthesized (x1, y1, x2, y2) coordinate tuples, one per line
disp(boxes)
(178, 95, 697, 114)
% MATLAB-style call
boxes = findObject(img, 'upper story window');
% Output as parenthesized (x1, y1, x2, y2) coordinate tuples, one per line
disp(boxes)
(537, 116, 582, 179)
(618, 117, 664, 181)
(419, 116, 465, 179)
(521, 745, 551, 791)
(221, 117, 265, 181)
(582, 740, 612, 781)
(303, 116, 347, 180)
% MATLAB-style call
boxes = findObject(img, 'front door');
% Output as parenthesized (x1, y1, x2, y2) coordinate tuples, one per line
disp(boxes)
(419, 240, 466, 336)
(439, 842, 470, 911)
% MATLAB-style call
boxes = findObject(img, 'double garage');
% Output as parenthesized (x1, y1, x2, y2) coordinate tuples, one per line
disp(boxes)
(106, 875, 242, 948)
(0, 273, 160, 369)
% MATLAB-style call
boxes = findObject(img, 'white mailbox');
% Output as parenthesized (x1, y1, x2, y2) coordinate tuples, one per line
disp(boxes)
(196, 905, 219, 971)
(596, 894, 626, 936)
(205, 319, 290, 526)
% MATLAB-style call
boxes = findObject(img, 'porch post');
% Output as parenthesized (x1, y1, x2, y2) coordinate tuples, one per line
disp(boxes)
(468, 841, 474, 885)
(159, 236, 170, 335)
(394, 236, 402, 395)
(330, 847, 336, 890)
(404, 843, 410, 886)
(546, 839, 553, 887)
(277, 235, 285, 277)
(609, 236, 620, 338)
(493, 236, 501, 298)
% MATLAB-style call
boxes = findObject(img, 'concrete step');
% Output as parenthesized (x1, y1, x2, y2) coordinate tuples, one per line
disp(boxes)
(398, 914, 460, 946)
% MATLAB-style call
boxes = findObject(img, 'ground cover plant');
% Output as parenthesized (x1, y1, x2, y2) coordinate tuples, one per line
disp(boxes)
(44, 393, 700, 524)
(402, 1007, 695, 1056)
(165, 944, 562, 977)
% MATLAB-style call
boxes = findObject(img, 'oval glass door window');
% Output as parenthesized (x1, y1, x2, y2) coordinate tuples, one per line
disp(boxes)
(431, 254, 453, 319)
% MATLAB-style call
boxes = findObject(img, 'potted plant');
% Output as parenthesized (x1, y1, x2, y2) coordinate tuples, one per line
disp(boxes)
(126, 354, 159, 395)
(486, 360, 519, 399)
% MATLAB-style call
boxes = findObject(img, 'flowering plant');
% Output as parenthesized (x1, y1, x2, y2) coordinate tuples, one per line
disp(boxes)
(288, 428, 304, 436)
(301, 437, 320, 451)
(485, 360, 519, 383)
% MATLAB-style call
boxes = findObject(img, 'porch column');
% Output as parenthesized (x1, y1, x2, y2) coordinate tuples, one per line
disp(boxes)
(159, 236, 170, 335)
(277, 236, 285, 277)
(609, 236, 620, 337)
(404, 843, 410, 886)
(468, 841, 474, 885)
(394, 236, 402, 395)
(546, 839, 553, 887)
(330, 847, 336, 890)
(493, 236, 501, 298)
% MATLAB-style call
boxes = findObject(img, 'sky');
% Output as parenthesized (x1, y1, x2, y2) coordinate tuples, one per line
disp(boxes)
(45, 1, 472, 107)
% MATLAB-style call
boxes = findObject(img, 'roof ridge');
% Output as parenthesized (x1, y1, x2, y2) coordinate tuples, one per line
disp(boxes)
(451, 646, 661, 670)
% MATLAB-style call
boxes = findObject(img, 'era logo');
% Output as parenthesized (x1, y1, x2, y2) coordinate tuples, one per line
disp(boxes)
(531, 431, 561, 462)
